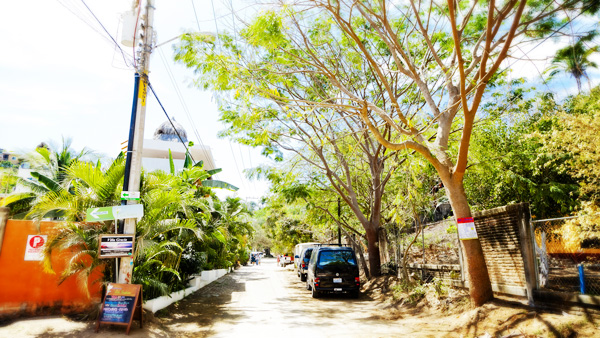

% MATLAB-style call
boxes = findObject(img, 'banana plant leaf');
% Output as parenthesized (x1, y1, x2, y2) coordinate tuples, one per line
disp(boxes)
(201, 179, 238, 191)
(206, 168, 222, 176)
(30, 172, 61, 192)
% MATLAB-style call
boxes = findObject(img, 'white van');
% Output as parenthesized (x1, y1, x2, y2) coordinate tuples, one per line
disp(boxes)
(293, 242, 320, 269)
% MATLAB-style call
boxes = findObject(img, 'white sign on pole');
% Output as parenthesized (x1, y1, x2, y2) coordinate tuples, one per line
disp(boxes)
(113, 204, 144, 220)
(24, 235, 47, 261)
(457, 217, 478, 240)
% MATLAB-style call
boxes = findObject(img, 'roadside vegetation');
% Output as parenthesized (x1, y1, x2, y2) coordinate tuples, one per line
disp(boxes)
(1, 143, 253, 301)
(174, 0, 599, 306)
(1, 0, 599, 315)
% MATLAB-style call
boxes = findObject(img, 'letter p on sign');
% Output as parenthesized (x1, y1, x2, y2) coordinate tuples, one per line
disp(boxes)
(30, 235, 45, 248)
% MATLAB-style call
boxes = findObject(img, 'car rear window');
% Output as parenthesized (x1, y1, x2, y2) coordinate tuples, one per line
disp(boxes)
(317, 250, 356, 268)
(303, 248, 313, 262)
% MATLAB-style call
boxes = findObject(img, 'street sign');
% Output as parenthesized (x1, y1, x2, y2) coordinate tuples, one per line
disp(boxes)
(24, 235, 47, 261)
(114, 204, 144, 220)
(86, 204, 144, 222)
(86, 206, 114, 221)
(121, 191, 140, 201)
(99, 234, 135, 258)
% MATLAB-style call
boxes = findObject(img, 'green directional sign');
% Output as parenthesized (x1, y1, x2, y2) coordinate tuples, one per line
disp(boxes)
(121, 191, 140, 201)
(86, 207, 114, 221)
(86, 204, 144, 222)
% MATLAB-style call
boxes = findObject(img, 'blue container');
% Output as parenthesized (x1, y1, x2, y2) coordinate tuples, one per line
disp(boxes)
(578, 264, 586, 294)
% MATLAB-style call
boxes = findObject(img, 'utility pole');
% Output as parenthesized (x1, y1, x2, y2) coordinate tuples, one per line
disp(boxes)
(338, 197, 342, 246)
(118, 0, 155, 284)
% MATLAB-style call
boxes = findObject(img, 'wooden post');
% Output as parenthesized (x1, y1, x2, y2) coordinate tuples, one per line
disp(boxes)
(0, 207, 9, 255)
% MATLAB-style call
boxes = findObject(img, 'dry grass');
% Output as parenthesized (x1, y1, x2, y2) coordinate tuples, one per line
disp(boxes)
(362, 275, 600, 338)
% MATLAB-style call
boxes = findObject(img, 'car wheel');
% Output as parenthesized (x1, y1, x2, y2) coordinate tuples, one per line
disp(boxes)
(350, 290, 359, 299)
(311, 285, 320, 298)
(300, 273, 306, 282)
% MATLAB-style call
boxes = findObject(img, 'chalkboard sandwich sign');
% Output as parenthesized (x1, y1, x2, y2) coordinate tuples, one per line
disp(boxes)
(95, 283, 143, 335)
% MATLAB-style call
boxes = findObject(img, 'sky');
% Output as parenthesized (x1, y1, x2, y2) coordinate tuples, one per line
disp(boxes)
(0, 1, 598, 202)
(0, 0, 271, 202)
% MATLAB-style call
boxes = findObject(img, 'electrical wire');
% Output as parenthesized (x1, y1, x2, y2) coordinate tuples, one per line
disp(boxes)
(76, 0, 134, 68)
(156, 48, 217, 170)
(207, 0, 250, 193)
(191, 0, 202, 32)
(229, 140, 249, 191)
(229, 0, 258, 193)
(147, 81, 197, 165)
(132, 0, 142, 69)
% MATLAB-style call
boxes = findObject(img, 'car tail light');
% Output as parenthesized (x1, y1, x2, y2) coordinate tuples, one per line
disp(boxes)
(314, 277, 320, 287)
(302, 263, 306, 268)
(355, 277, 360, 286)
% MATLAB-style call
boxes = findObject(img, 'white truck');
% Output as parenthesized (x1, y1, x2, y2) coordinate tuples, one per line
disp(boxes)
(293, 242, 320, 269)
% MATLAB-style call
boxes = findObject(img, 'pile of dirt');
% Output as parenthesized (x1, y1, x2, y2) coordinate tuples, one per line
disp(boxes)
(363, 275, 600, 337)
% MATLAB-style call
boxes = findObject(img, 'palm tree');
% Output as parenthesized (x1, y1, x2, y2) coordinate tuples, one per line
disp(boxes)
(1, 138, 95, 218)
(36, 157, 205, 300)
(133, 169, 207, 299)
(547, 31, 599, 92)
(37, 157, 125, 296)
(26, 150, 252, 301)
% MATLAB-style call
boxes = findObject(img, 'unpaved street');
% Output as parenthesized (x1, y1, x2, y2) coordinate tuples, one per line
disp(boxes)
(156, 257, 456, 338)
(0, 257, 459, 337)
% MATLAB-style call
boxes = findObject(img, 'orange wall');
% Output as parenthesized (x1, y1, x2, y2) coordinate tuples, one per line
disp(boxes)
(0, 220, 103, 316)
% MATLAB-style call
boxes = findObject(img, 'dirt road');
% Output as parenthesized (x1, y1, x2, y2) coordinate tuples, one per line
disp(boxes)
(0, 257, 459, 337)
(158, 257, 456, 338)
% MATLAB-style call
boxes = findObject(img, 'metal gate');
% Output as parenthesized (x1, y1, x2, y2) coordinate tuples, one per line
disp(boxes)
(533, 214, 600, 295)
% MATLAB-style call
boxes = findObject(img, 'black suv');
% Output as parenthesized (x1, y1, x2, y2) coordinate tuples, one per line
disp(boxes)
(306, 246, 360, 298)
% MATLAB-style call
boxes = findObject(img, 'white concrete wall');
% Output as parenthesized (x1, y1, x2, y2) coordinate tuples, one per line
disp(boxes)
(143, 268, 232, 313)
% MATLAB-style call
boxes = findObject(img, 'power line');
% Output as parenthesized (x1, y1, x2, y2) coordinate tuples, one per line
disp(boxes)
(156, 48, 217, 170)
(147, 81, 197, 166)
(228, 141, 249, 191)
(228, 0, 258, 193)
(74, 0, 134, 68)
(208, 0, 251, 193)
(190, 0, 202, 32)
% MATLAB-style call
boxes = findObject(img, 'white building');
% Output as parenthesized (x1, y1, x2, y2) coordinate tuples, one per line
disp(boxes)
(142, 119, 216, 173)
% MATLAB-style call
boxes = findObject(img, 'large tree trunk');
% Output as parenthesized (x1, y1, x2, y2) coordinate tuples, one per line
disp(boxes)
(379, 227, 390, 266)
(444, 175, 493, 306)
(365, 226, 381, 277)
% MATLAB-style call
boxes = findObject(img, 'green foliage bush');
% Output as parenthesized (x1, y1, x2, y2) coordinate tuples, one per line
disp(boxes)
(446, 224, 458, 234)
(12, 146, 255, 302)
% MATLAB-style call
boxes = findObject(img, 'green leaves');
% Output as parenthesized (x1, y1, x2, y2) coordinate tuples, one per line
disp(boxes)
(242, 11, 288, 51)
(200, 179, 239, 191)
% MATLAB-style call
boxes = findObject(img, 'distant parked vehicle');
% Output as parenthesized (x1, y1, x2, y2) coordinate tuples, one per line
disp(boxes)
(297, 247, 316, 282)
(306, 246, 360, 298)
(278, 253, 294, 267)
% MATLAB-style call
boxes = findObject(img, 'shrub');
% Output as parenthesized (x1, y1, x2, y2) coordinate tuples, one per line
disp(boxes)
(446, 224, 458, 234)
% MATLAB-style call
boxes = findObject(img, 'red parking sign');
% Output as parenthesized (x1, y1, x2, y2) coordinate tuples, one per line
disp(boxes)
(29, 235, 45, 248)
(25, 235, 47, 261)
